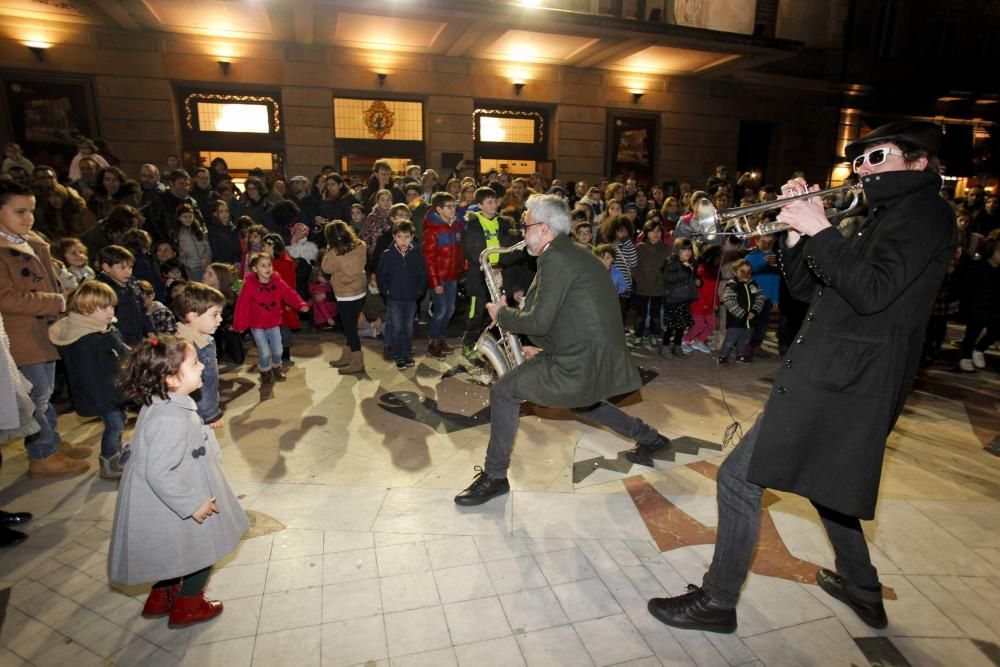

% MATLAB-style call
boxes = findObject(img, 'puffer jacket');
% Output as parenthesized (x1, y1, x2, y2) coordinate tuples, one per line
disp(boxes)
(421, 210, 464, 288)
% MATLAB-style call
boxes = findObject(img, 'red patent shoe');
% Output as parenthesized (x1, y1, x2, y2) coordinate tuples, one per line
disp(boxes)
(142, 584, 180, 617)
(167, 593, 224, 627)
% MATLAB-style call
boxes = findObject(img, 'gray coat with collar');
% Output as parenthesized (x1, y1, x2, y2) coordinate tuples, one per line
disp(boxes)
(746, 170, 955, 520)
(108, 393, 248, 585)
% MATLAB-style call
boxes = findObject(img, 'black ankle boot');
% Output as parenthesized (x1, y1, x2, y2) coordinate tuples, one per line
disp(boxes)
(648, 584, 737, 633)
(625, 434, 671, 467)
(816, 568, 887, 629)
(454, 466, 510, 506)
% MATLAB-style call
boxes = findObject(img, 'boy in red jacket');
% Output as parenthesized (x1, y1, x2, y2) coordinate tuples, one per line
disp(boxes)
(421, 192, 464, 358)
(233, 253, 308, 384)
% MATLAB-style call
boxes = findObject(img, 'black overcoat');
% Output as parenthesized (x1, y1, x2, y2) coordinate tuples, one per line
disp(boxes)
(747, 171, 955, 519)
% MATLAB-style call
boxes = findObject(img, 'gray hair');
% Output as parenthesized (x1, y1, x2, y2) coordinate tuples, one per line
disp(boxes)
(525, 194, 571, 236)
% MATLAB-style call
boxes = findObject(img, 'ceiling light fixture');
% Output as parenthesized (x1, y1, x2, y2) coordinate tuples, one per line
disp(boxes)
(377, 72, 387, 86)
(632, 92, 644, 104)
(218, 60, 231, 75)
(24, 41, 51, 62)
(513, 81, 525, 96)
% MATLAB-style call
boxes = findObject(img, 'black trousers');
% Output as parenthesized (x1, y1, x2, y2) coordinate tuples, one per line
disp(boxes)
(336, 297, 366, 352)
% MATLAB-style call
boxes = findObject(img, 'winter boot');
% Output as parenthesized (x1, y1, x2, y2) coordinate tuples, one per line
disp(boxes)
(259, 369, 274, 385)
(339, 350, 365, 375)
(328, 346, 351, 368)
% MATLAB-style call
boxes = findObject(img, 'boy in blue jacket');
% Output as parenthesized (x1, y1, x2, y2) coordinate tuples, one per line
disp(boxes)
(48, 281, 129, 479)
(377, 221, 428, 369)
(173, 282, 226, 427)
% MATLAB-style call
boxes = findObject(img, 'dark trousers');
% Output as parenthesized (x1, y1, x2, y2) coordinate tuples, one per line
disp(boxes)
(153, 565, 213, 596)
(749, 299, 772, 348)
(483, 368, 660, 477)
(662, 327, 684, 346)
(336, 297, 366, 352)
(462, 286, 490, 348)
(633, 294, 663, 338)
(701, 415, 878, 608)
(959, 319, 999, 358)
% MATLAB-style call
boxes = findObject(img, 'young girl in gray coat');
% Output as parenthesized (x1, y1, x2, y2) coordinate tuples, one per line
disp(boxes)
(108, 335, 248, 628)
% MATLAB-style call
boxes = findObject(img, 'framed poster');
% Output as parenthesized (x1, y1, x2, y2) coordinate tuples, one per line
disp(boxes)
(607, 113, 658, 186)
(1, 72, 99, 177)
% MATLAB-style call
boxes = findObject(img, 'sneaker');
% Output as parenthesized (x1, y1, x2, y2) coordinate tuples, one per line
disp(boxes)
(404, 357, 415, 368)
(692, 341, 712, 354)
(972, 350, 986, 369)
(99, 452, 126, 480)
(816, 568, 887, 629)
(463, 345, 478, 361)
(625, 434, 672, 467)
(454, 466, 511, 506)
(395, 359, 408, 370)
(735, 355, 752, 365)
(717, 357, 730, 367)
(959, 358, 975, 372)
(680, 342, 694, 354)
(647, 584, 737, 634)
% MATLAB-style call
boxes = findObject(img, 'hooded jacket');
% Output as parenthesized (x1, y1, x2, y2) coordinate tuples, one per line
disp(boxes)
(48, 312, 127, 417)
(233, 271, 306, 332)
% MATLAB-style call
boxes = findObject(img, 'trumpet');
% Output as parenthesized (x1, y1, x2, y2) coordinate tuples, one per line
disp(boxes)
(690, 183, 865, 239)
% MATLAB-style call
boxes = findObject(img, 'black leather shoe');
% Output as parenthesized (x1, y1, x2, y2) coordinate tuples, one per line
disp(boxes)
(0, 526, 28, 547)
(454, 467, 510, 506)
(625, 434, 671, 467)
(0, 510, 32, 526)
(816, 568, 887, 629)
(647, 584, 737, 634)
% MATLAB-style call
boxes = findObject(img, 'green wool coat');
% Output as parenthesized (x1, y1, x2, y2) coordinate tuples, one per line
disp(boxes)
(497, 233, 642, 408)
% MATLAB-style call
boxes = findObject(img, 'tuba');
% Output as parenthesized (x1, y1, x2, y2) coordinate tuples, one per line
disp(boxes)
(474, 240, 527, 377)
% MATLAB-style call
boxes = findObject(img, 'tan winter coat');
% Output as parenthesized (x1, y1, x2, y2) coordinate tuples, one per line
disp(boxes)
(0, 232, 64, 366)
(321, 241, 368, 299)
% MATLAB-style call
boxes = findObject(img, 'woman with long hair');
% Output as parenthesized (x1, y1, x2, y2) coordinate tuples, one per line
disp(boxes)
(38, 183, 96, 242)
(321, 221, 368, 374)
(88, 166, 140, 219)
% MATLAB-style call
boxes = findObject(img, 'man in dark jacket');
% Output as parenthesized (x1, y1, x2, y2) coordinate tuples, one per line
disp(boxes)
(647, 121, 955, 635)
(145, 169, 204, 243)
(454, 194, 669, 507)
(355, 159, 405, 212)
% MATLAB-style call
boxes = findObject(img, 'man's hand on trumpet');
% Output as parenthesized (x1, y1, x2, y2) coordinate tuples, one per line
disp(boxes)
(776, 177, 833, 246)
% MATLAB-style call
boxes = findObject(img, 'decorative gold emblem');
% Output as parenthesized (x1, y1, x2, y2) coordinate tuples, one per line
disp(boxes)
(363, 101, 395, 139)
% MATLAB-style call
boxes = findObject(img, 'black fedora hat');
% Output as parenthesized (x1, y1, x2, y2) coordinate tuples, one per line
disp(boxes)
(845, 121, 942, 161)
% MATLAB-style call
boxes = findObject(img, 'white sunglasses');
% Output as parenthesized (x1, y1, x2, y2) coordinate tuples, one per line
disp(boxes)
(852, 147, 905, 172)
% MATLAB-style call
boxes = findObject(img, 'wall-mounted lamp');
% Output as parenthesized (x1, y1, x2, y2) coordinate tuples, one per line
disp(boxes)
(513, 81, 525, 96)
(25, 42, 51, 62)
(632, 92, 644, 104)
(377, 72, 387, 86)
(218, 60, 231, 76)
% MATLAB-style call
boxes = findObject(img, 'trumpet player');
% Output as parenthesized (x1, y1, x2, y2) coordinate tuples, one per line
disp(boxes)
(646, 121, 956, 634)
(454, 194, 670, 506)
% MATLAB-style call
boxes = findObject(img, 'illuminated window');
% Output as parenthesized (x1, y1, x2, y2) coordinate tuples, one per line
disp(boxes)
(474, 108, 545, 145)
(197, 103, 270, 133)
(334, 98, 423, 141)
(182, 93, 281, 134)
(479, 117, 535, 144)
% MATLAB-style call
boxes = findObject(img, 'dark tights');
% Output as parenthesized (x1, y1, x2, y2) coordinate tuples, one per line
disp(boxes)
(153, 565, 212, 596)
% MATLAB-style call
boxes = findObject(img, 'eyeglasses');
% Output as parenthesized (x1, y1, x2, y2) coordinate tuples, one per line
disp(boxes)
(853, 146, 905, 172)
(522, 222, 545, 232)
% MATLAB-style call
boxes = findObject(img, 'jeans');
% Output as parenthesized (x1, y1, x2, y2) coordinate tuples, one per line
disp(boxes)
(100, 409, 126, 459)
(250, 326, 283, 370)
(632, 295, 663, 338)
(336, 297, 365, 352)
(19, 362, 60, 460)
(387, 299, 417, 359)
(720, 327, 752, 359)
(959, 320, 999, 359)
(483, 369, 659, 477)
(429, 280, 457, 340)
(750, 299, 772, 348)
(701, 415, 878, 608)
